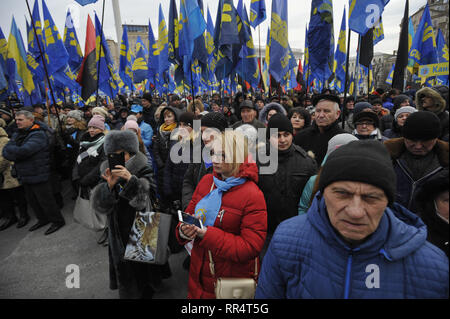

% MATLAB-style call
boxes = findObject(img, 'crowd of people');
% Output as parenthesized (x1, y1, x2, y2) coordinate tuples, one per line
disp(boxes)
(0, 84, 448, 299)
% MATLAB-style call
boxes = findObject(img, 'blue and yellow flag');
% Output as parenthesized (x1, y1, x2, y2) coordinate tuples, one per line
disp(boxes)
(308, 0, 333, 87)
(157, 4, 170, 76)
(206, 7, 217, 90)
(435, 29, 449, 85)
(193, 0, 208, 73)
(250, 0, 266, 29)
(7, 17, 35, 95)
(26, 20, 45, 82)
(0, 27, 8, 73)
(168, 0, 180, 65)
(235, 2, 259, 89)
(213, 0, 240, 80)
(407, 4, 438, 71)
(385, 63, 395, 85)
(349, 0, 390, 36)
(119, 25, 134, 90)
(373, 18, 384, 46)
(133, 36, 148, 84)
(42, 0, 69, 75)
(95, 13, 119, 98)
(333, 7, 346, 93)
(269, 0, 289, 84)
(349, 73, 355, 96)
(63, 9, 83, 74)
(303, 25, 309, 86)
(407, 17, 415, 74)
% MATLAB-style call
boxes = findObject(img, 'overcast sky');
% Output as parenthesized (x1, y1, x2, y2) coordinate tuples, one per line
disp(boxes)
(0, 0, 429, 58)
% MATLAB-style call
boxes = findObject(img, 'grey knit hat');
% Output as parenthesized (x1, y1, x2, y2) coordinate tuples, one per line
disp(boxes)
(67, 110, 84, 122)
(394, 106, 417, 121)
(104, 130, 139, 155)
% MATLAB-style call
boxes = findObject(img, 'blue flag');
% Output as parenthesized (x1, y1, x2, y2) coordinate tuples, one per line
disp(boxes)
(308, 0, 333, 87)
(269, 0, 289, 84)
(26, 20, 45, 83)
(349, 0, 390, 36)
(373, 18, 385, 46)
(168, 0, 180, 65)
(0, 27, 8, 74)
(334, 8, 346, 93)
(408, 4, 438, 72)
(236, 4, 260, 89)
(179, 0, 207, 74)
(435, 29, 449, 85)
(206, 7, 217, 91)
(250, 0, 266, 29)
(133, 36, 148, 84)
(193, 0, 208, 71)
(148, 20, 158, 89)
(385, 63, 394, 85)
(157, 4, 170, 76)
(63, 9, 83, 74)
(42, 0, 69, 75)
(303, 25, 309, 85)
(95, 13, 119, 98)
(119, 26, 134, 90)
(213, 0, 241, 80)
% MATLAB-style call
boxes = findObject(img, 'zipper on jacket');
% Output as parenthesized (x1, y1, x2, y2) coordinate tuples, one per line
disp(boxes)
(344, 253, 353, 299)
(397, 160, 443, 209)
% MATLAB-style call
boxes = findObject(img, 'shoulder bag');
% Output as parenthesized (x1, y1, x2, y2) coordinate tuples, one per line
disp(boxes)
(208, 250, 258, 299)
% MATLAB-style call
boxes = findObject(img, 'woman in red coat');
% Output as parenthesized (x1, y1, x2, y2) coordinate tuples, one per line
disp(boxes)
(177, 131, 267, 299)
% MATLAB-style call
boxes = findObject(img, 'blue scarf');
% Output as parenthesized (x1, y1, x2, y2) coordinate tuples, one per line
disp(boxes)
(194, 176, 246, 227)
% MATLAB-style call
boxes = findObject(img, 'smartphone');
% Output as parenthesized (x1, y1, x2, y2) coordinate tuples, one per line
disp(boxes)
(178, 211, 203, 229)
(108, 152, 125, 171)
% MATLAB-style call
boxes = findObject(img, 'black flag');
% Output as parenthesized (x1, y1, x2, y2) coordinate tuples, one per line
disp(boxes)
(359, 28, 374, 68)
(76, 15, 97, 101)
(392, 0, 409, 91)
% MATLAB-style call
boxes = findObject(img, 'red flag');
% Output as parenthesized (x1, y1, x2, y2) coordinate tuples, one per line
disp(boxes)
(77, 15, 97, 101)
(295, 58, 304, 92)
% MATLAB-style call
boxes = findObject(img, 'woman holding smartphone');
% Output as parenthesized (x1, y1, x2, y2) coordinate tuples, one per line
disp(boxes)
(177, 131, 267, 299)
(91, 130, 166, 299)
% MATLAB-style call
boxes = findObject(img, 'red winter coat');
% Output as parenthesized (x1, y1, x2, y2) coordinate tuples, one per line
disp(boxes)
(176, 161, 267, 299)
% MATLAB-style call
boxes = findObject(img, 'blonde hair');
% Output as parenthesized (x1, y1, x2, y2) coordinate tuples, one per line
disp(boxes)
(187, 99, 204, 114)
(212, 130, 249, 177)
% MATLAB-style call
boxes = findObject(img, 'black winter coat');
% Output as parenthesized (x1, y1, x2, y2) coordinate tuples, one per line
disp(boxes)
(293, 120, 346, 166)
(2, 122, 50, 184)
(258, 144, 317, 234)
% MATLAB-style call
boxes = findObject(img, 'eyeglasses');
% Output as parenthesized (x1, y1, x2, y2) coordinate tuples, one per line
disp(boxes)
(356, 121, 375, 127)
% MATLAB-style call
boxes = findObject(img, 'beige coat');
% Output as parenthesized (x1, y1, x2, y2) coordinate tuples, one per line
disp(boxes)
(0, 127, 20, 189)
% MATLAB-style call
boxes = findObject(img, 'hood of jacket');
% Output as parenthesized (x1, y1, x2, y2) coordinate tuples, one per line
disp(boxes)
(0, 127, 7, 139)
(307, 192, 427, 261)
(259, 103, 287, 123)
(415, 87, 446, 114)
(158, 106, 181, 126)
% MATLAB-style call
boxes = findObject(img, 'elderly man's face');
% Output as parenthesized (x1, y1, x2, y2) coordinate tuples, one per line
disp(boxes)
(315, 100, 341, 128)
(241, 108, 256, 123)
(324, 181, 388, 245)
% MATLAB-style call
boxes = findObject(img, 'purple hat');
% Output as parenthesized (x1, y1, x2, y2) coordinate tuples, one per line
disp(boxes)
(88, 115, 105, 130)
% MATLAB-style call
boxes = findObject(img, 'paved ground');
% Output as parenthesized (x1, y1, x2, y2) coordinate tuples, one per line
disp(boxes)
(0, 182, 189, 299)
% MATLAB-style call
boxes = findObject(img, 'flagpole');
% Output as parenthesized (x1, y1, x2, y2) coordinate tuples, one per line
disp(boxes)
(341, 28, 352, 129)
(25, 0, 63, 136)
(96, 0, 106, 107)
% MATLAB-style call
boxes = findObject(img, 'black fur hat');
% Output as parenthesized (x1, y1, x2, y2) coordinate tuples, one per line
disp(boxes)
(104, 130, 139, 155)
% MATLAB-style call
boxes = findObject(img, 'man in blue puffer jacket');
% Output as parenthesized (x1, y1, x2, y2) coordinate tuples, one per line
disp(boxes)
(256, 140, 448, 299)
(2, 110, 65, 236)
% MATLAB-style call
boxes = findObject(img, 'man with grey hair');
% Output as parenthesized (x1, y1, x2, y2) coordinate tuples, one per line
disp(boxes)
(294, 94, 346, 165)
(2, 110, 65, 235)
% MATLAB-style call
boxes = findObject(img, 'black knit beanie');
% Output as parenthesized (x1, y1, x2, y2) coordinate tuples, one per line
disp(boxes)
(402, 111, 441, 141)
(318, 140, 396, 205)
(201, 112, 228, 132)
(267, 113, 293, 139)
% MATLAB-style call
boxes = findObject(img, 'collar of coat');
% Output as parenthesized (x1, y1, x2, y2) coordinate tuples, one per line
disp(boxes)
(384, 138, 449, 167)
